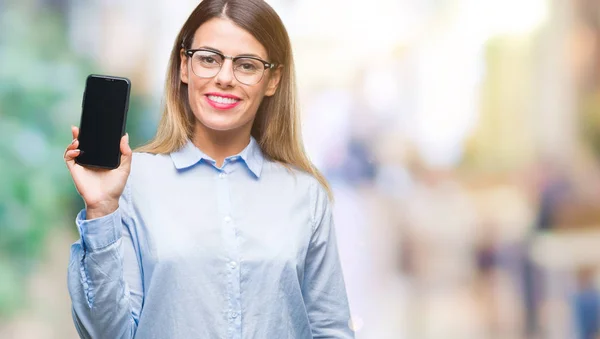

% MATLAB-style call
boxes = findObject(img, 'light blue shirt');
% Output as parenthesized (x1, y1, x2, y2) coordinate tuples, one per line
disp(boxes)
(67, 137, 354, 339)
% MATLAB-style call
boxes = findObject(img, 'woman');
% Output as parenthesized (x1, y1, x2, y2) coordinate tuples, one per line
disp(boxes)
(65, 0, 354, 338)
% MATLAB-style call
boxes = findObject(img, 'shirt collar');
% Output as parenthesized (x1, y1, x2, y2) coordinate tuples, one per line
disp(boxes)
(170, 137, 264, 178)
(238, 136, 264, 177)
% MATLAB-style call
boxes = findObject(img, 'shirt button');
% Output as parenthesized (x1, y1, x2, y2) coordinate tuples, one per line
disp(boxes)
(218, 172, 226, 179)
(224, 216, 232, 223)
(229, 261, 237, 269)
(230, 312, 239, 319)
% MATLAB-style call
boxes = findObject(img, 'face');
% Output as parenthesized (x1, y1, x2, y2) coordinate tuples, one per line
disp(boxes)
(180, 18, 281, 136)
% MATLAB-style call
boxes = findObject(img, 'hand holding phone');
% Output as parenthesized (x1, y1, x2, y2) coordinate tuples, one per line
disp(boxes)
(64, 75, 133, 219)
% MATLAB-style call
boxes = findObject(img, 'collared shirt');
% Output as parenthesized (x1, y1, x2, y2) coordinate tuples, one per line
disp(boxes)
(67, 137, 354, 339)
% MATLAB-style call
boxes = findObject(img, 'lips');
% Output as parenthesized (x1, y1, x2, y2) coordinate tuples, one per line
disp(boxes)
(205, 93, 241, 110)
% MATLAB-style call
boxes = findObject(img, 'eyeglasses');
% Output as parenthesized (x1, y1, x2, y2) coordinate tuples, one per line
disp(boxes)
(184, 48, 277, 86)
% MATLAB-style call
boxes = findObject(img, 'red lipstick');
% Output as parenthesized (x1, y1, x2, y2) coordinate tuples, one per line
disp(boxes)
(205, 93, 242, 110)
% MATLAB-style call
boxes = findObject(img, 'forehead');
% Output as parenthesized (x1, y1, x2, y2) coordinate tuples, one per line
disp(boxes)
(192, 18, 268, 58)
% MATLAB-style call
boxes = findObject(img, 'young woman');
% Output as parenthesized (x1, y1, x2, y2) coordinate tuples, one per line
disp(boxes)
(64, 1, 354, 338)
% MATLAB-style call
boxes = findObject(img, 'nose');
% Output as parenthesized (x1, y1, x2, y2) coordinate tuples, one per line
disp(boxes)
(214, 59, 235, 88)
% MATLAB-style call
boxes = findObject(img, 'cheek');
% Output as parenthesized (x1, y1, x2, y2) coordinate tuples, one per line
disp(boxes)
(245, 94, 265, 115)
(187, 78, 207, 97)
(247, 85, 269, 107)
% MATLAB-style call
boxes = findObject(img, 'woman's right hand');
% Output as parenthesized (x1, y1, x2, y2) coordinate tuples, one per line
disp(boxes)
(64, 126, 132, 220)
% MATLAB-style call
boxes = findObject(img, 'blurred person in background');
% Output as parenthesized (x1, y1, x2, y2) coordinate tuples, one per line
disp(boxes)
(572, 267, 600, 339)
(63, 1, 353, 338)
(523, 159, 571, 337)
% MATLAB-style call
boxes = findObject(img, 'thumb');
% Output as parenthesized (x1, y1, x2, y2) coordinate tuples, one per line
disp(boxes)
(119, 133, 132, 170)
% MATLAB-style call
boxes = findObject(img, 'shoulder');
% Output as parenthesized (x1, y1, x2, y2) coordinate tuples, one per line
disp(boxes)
(262, 159, 331, 227)
(125, 152, 177, 188)
(262, 159, 322, 191)
(123, 151, 183, 204)
(131, 151, 170, 165)
(130, 152, 174, 174)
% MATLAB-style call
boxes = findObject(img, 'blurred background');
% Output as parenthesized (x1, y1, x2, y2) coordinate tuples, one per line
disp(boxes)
(2, 0, 600, 338)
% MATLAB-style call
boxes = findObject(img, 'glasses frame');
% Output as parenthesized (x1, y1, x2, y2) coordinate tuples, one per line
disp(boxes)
(184, 48, 277, 85)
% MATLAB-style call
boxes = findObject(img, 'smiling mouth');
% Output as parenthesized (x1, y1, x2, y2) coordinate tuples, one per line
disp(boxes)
(206, 95, 240, 104)
(205, 94, 242, 110)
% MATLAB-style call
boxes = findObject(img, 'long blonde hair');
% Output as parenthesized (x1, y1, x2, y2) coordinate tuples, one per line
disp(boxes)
(136, 0, 332, 199)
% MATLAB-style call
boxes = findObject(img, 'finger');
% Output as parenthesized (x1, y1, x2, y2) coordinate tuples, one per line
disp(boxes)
(64, 149, 81, 171)
(121, 133, 131, 156)
(64, 149, 81, 161)
(66, 138, 79, 152)
(119, 133, 132, 170)
(71, 125, 79, 140)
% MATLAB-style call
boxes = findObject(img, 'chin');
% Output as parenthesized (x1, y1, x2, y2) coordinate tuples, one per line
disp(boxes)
(197, 115, 249, 132)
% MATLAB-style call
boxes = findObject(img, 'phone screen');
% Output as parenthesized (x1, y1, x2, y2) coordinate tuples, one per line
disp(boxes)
(77, 75, 130, 169)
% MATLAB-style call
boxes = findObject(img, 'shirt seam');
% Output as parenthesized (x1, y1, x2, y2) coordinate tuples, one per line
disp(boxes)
(310, 179, 318, 235)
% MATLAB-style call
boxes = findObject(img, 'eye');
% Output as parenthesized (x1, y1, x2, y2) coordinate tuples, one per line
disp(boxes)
(235, 59, 261, 73)
(200, 56, 217, 64)
(240, 63, 257, 71)
(193, 51, 222, 67)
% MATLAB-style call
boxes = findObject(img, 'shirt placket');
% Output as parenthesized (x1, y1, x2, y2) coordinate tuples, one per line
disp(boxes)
(217, 164, 242, 339)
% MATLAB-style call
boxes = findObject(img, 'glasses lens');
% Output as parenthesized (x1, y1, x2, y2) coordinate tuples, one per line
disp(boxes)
(191, 51, 223, 78)
(233, 58, 265, 85)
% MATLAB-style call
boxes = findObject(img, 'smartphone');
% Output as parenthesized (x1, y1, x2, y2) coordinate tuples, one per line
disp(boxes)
(76, 74, 131, 169)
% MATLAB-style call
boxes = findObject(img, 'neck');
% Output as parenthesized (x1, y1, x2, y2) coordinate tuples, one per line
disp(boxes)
(192, 123, 252, 167)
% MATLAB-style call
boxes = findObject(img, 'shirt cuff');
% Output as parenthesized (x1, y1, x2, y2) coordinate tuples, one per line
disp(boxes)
(76, 208, 122, 251)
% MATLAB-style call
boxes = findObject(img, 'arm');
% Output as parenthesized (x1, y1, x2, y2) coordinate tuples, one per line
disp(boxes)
(67, 182, 144, 339)
(302, 182, 355, 339)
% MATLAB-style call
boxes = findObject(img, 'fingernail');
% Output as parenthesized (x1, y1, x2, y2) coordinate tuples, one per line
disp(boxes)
(71, 139, 77, 144)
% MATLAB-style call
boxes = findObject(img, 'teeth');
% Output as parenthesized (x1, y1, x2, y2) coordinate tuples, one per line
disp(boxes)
(208, 95, 239, 104)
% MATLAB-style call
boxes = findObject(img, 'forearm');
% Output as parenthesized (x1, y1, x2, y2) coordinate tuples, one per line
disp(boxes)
(304, 182, 355, 338)
(67, 208, 141, 339)
(303, 266, 354, 339)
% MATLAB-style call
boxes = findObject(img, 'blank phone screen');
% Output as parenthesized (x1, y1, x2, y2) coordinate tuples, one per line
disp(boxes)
(77, 75, 129, 168)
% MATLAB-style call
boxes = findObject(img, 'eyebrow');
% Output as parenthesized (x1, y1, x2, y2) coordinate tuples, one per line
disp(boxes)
(195, 45, 266, 60)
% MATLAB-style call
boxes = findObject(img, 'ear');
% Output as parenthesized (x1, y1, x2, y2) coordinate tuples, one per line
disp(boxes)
(264, 66, 282, 97)
(180, 49, 189, 84)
